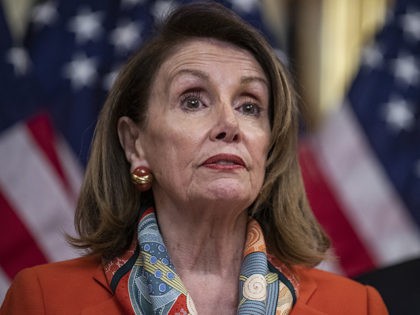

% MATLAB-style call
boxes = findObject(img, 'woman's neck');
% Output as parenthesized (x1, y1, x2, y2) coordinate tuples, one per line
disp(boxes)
(156, 203, 248, 315)
(157, 203, 248, 275)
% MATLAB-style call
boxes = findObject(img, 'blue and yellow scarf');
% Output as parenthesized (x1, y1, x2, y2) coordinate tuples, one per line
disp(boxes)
(104, 206, 298, 314)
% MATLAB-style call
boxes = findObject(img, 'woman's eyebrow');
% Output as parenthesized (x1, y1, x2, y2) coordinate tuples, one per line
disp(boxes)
(170, 68, 210, 82)
(240, 76, 268, 88)
(167, 69, 268, 91)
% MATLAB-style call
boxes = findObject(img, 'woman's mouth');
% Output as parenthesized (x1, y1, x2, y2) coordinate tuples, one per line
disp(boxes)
(201, 154, 246, 170)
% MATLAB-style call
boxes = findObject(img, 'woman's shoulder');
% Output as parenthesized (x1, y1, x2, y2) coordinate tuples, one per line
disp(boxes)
(18, 254, 108, 294)
(0, 255, 118, 315)
(297, 266, 381, 297)
(13, 254, 102, 284)
(293, 266, 389, 314)
(9, 254, 105, 294)
(28, 254, 101, 274)
(298, 266, 365, 289)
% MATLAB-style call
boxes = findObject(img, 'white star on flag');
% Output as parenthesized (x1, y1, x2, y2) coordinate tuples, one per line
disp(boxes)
(230, 0, 260, 13)
(110, 20, 142, 54)
(63, 54, 98, 90)
(152, 0, 178, 23)
(382, 96, 415, 132)
(362, 43, 383, 69)
(68, 7, 104, 44)
(31, 2, 58, 28)
(6, 47, 31, 76)
(103, 67, 121, 91)
(400, 9, 420, 41)
(121, 0, 147, 8)
(392, 53, 420, 86)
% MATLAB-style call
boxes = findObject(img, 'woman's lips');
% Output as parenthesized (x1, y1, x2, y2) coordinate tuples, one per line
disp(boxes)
(201, 154, 246, 170)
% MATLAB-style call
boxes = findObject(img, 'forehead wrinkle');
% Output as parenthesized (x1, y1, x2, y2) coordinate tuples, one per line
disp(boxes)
(169, 68, 210, 85)
(164, 69, 267, 94)
(160, 57, 211, 94)
(158, 42, 267, 94)
(240, 76, 268, 89)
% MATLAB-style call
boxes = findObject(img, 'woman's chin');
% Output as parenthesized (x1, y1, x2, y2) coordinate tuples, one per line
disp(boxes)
(201, 183, 256, 205)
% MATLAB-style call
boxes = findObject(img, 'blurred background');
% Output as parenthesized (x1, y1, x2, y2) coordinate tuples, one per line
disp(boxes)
(0, 0, 419, 313)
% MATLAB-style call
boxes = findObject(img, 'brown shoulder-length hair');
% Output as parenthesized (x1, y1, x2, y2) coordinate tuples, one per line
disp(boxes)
(70, 2, 330, 266)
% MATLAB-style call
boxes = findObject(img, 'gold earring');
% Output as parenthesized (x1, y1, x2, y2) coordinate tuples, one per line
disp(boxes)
(131, 166, 153, 191)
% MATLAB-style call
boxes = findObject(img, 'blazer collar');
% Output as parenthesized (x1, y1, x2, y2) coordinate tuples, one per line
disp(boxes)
(92, 262, 112, 294)
(89, 259, 327, 315)
(80, 263, 124, 315)
(290, 267, 327, 315)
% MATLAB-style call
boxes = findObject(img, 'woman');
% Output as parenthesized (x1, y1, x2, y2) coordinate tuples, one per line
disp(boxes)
(1, 3, 388, 315)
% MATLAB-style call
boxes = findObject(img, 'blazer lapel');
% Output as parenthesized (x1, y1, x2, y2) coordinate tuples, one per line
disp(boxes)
(289, 267, 327, 315)
(84, 258, 328, 315)
(91, 263, 113, 294)
(80, 263, 125, 315)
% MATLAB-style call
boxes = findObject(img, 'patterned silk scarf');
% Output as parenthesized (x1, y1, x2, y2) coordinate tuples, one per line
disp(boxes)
(104, 206, 298, 314)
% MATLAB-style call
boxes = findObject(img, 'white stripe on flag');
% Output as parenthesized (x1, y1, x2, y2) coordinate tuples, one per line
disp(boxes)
(311, 104, 420, 266)
(0, 268, 10, 305)
(316, 249, 344, 275)
(0, 122, 80, 262)
(56, 135, 83, 199)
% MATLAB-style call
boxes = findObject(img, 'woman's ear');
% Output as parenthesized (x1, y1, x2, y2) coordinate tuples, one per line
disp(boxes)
(117, 116, 147, 169)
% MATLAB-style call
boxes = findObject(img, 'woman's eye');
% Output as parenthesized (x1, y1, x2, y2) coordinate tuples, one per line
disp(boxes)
(180, 92, 206, 111)
(238, 103, 261, 116)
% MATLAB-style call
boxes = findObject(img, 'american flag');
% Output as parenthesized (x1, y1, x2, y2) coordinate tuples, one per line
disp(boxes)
(1, 0, 420, 308)
(300, 0, 420, 281)
(0, 0, 276, 302)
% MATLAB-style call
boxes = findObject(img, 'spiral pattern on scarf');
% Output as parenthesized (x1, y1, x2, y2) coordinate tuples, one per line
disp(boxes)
(243, 274, 267, 301)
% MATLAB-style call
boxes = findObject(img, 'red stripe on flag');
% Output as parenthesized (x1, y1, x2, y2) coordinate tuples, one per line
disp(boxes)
(26, 113, 71, 192)
(299, 141, 376, 276)
(0, 191, 48, 279)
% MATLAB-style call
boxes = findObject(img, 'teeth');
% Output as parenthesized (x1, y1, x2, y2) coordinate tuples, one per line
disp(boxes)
(216, 160, 235, 165)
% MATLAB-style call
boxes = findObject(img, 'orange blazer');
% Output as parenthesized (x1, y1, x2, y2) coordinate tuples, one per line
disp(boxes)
(0, 255, 388, 315)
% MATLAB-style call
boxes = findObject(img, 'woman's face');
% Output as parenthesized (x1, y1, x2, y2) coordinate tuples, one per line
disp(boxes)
(134, 39, 271, 211)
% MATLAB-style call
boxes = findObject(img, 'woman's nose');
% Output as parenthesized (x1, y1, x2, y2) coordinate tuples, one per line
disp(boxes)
(209, 103, 240, 142)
